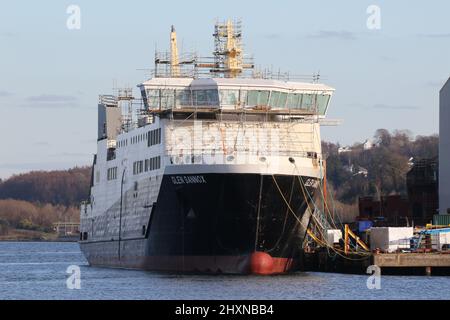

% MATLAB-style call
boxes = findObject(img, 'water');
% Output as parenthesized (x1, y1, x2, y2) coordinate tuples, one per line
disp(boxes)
(0, 242, 449, 300)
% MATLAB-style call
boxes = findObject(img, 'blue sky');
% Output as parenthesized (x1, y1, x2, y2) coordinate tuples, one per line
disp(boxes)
(0, 0, 448, 178)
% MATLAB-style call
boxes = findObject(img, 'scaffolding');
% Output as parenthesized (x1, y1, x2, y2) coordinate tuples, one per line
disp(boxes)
(153, 20, 254, 79)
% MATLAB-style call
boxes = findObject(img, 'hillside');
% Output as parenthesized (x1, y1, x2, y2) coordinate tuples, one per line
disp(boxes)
(0, 167, 91, 239)
(0, 166, 91, 206)
(323, 129, 439, 204)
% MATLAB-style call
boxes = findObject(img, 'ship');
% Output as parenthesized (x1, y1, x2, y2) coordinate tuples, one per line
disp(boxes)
(79, 20, 335, 275)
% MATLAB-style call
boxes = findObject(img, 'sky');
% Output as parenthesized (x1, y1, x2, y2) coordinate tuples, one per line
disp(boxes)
(0, 0, 448, 179)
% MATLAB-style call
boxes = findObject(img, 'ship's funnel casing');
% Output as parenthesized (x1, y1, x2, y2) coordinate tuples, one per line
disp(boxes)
(97, 103, 122, 141)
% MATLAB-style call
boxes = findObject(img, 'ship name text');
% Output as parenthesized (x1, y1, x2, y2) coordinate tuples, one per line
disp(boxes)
(171, 175, 207, 185)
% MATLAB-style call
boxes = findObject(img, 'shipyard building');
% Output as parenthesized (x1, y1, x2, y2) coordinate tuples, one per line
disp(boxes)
(440, 78, 450, 214)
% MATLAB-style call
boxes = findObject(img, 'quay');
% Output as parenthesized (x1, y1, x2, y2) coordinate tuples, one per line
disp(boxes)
(303, 251, 450, 276)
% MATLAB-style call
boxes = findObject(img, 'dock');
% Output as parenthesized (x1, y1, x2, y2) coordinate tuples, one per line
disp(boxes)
(373, 252, 450, 275)
(303, 251, 450, 276)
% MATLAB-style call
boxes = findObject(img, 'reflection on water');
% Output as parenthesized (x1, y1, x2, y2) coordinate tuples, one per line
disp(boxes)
(0, 242, 449, 300)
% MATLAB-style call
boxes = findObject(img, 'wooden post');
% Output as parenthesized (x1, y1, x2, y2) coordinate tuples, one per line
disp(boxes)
(344, 224, 349, 255)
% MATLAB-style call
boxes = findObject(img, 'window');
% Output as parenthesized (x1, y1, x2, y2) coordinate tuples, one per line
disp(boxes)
(107, 167, 117, 181)
(239, 90, 247, 106)
(133, 161, 144, 175)
(193, 90, 207, 106)
(147, 89, 160, 108)
(206, 89, 219, 105)
(269, 91, 280, 107)
(287, 93, 302, 109)
(148, 128, 162, 147)
(317, 94, 330, 115)
(141, 88, 148, 108)
(176, 89, 192, 107)
(193, 90, 219, 106)
(148, 156, 161, 171)
(269, 91, 288, 108)
(301, 94, 315, 111)
(160, 89, 175, 109)
(220, 90, 239, 106)
(246, 90, 270, 106)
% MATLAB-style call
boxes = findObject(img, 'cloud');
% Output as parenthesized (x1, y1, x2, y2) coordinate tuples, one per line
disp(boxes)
(306, 30, 357, 40)
(0, 31, 16, 38)
(379, 56, 398, 62)
(51, 152, 92, 158)
(22, 94, 79, 108)
(27, 94, 78, 103)
(372, 104, 419, 110)
(34, 141, 51, 146)
(417, 33, 450, 39)
(263, 33, 282, 40)
(0, 90, 12, 97)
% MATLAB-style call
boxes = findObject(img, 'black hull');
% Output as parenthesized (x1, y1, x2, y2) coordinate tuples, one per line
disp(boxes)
(80, 173, 317, 274)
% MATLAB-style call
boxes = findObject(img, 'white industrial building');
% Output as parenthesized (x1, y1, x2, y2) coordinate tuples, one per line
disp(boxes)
(440, 78, 450, 214)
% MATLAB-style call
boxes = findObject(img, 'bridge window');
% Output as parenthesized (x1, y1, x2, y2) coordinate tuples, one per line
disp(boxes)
(193, 89, 219, 106)
(146, 89, 160, 108)
(269, 91, 288, 108)
(301, 94, 315, 111)
(317, 94, 331, 115)
(175, 89, 192, 106)
(287, 93, 302, 109)
(246, 90, 270, 106)
(220, 90, 239, 106)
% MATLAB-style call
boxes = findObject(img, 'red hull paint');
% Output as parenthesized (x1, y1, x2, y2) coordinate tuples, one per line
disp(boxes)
(88, 254, 296, 275)
(143, 255, 295, 274)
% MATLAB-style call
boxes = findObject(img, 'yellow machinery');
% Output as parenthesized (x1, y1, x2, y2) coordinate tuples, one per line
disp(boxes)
(344, 224, 370, 254)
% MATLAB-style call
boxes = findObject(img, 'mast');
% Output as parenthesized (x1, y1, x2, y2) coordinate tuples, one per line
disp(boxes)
(170, 25, 180, 77)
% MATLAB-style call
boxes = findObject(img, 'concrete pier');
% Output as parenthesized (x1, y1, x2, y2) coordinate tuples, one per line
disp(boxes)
(373, 253, 450, 275)
(304, 250, 450, 275)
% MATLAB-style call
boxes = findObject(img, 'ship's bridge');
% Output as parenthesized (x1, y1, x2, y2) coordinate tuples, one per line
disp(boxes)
(138, 77, 334, 116)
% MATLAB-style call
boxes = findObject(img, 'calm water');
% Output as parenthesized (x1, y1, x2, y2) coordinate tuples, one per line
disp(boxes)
(0, 242, 449, 300)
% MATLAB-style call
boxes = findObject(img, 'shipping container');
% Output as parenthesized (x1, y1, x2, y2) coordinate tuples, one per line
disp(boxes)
(433, 214, 450, 226)
(370, 227, 413, 252)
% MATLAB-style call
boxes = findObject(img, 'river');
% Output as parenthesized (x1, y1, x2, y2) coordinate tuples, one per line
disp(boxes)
(0, 242, 448, 300)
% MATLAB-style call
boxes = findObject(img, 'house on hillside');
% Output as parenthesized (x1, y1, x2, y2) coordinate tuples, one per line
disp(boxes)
(338, 146, 352, 154)
(363, 139, 377, 150)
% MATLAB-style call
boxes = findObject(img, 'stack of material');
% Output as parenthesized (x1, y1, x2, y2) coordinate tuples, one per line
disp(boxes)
(370, 227, 413, 252)
(326, 229, 342, 246)
(431, 231, 450, 250)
